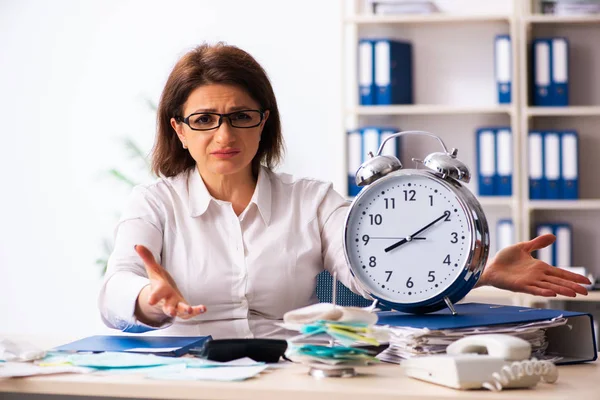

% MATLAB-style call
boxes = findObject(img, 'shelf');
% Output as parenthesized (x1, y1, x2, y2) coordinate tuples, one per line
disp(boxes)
(527, 200, 600, 211)
(525, 15, 600, 25)
(478, 196, 515, 207)
(350, 105, 514, 116)
(346, 14, 511, 25)
(527, 106, 600, 117)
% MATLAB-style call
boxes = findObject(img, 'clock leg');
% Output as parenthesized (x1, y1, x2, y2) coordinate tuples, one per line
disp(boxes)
(444, 297, 457, 316)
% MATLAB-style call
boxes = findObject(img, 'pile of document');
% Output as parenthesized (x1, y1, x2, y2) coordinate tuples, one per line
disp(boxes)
(284, 320, 387, 366)
(377, 317, 567, 364)
(367, 0, 439, 15)
(541, 0, 600, 15)
(280, 301, 388, 366)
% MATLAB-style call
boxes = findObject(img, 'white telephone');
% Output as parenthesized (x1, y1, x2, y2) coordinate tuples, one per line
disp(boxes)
(401, 334, 559, 391)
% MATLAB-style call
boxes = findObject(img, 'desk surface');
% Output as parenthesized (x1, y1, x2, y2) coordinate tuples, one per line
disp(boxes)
(1, 336, 598, 400)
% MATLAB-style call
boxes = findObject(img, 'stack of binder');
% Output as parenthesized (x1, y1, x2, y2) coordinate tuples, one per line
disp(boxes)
(494, 35, 512, 104)
(532, 37, 569, 106)
(476, 127, 512, 196)
(358, 38, 413, 105)
(347, 127, 401, 196)
(375, 303, 597, 365)
(536, 223, 573, 267)
(528, 130, 579, 199)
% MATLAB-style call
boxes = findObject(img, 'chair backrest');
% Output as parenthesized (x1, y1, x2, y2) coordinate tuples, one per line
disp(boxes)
(315, 270, 373, 307)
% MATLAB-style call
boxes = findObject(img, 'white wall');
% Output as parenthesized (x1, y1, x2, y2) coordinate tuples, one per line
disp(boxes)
(0, 0, 344, 336)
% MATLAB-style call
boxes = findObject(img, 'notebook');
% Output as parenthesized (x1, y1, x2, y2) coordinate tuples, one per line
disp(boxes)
(53, 335, 212, 357)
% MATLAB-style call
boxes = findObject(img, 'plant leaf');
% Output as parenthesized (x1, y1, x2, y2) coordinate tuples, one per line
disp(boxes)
(108, 169, 137, 187)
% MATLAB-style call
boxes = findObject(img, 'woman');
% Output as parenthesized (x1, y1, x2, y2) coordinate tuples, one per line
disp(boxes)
(98, 43, 590, 339)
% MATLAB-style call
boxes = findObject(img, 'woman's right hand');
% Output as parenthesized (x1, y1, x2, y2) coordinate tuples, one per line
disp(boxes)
(134, 244, 206, 325)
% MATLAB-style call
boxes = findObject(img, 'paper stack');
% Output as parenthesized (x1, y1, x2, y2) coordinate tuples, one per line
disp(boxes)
(280, 303, 387, 366)
(377, 318, 567, 364)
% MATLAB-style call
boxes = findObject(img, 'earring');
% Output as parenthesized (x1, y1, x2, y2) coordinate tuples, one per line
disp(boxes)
(182, 142, 188, 149)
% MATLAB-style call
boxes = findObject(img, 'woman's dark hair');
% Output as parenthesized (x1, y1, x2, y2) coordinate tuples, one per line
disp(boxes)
(152, 42, 284, 177)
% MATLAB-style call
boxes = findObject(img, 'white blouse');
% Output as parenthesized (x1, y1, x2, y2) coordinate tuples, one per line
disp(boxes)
(98, 166, 369, 339)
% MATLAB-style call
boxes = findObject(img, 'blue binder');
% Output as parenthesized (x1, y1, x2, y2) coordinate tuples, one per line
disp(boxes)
(553, 223, 573, 267)
(495, 35, 512, 104)
(550, 37, 569, 106)
(347, 128, 363, 197)
(560, 130, 579, 199)
(495, 127, 512, 196)
(476, 128, 496, 196)
(358, 39, 375, 105)
(53, 335, 212, 357)
(532, 38, 569, 106)
(373, 39, 413, 105)
(377, 302, 597, 365)
(543, 131, 561, 199)
(528, 131, 544, 199)
(532, 39, 552, 106)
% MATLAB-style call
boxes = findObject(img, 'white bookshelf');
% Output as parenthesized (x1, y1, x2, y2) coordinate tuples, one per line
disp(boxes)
(346, 14, 512, 24)
(350, 105, 514, 116)
(519, 1, 600, 296)
(342, 0, 600, 305)
(343, 0, 521, 259)
(525, 15, 600, 24)
(526, 106, 600, 116)
(528, 200, 600, 211)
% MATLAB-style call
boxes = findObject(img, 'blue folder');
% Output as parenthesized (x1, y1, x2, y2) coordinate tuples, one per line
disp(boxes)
(53, 335, 212, 357)
(373, 39, 413, 105)
(377, 302, 596, 365)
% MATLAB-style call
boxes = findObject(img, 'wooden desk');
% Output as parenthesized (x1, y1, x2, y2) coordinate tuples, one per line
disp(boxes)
(1, 336, 598, 400)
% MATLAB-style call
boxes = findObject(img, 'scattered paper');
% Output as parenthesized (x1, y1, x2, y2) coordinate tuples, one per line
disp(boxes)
(146, 365, 269, 381)
(0, 362, 93, 378)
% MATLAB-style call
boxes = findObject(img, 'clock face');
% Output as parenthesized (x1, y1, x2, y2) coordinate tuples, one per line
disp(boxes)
(344, 171, 473, 304)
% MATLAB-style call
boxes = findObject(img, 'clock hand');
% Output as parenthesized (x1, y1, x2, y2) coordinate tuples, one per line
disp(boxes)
(384, 211, 450, 253)
(368, 236, 426, 240)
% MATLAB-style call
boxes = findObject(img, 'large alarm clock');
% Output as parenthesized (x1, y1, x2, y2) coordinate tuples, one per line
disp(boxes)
(343, 131, 490, 314)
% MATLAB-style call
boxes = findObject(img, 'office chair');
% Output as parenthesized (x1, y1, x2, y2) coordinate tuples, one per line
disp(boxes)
(315, 270, 374, 308)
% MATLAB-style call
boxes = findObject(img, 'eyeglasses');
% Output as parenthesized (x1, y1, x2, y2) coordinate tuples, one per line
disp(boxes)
(176, 109, 265, 131)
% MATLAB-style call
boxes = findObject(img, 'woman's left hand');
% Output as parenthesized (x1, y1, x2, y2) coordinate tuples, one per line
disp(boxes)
(477, 234, 591, 297)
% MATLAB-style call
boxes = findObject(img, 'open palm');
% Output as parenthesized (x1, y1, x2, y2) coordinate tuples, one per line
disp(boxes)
(480, 234, 590, 297)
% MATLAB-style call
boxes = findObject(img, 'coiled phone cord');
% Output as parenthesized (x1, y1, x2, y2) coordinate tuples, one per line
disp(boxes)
(482, 358, 559, 392)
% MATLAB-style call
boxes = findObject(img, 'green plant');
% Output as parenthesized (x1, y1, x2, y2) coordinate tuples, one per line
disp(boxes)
(97, 101, 157, 275)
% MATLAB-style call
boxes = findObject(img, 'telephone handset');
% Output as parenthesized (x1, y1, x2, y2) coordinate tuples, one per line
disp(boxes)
(401, 334, 559, 391)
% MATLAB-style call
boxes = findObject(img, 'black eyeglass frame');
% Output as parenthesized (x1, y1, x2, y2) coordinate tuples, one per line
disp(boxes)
(175, 109, 266, 131)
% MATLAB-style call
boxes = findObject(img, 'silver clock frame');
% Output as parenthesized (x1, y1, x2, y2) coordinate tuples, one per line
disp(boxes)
(342, 131, 490, 314)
